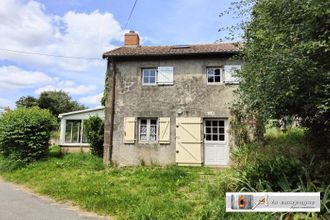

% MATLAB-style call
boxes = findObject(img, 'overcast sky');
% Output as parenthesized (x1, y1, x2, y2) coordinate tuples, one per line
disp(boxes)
(0, 0, 240, 110)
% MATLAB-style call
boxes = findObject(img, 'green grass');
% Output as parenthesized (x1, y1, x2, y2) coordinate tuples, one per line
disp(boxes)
(0, 147, 271, 219)
(0, 130, 315, 219)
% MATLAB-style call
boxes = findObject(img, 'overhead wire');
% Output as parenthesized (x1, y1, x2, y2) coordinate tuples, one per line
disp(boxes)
(0, 48, 103, 61)
(124, 0, 138, 30)
(0, 1, 140, 61)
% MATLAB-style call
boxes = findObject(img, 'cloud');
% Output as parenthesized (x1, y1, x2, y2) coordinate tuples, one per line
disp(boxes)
(79, 93, 103, 106)
(0, 0, 123, 72)
(0, 65, 95, 96)
(35, 79, 96, 95)
(0, 65, 52, 89)
(0, 97, 13, 108)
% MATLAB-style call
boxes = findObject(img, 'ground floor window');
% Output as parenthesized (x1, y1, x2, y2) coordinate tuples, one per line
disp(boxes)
(139, 118, 158, 142)
(204, 119, 225, 141)
(65, 120, 88, 143)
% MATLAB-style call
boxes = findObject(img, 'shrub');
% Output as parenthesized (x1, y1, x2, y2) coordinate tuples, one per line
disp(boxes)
(0, 107, 56, 163)
(236, 156, 305, 192)
(84, 116, 104, 157)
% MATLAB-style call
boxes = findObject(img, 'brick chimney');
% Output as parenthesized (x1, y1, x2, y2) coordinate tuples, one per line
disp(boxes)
(124, 30, 140, 47)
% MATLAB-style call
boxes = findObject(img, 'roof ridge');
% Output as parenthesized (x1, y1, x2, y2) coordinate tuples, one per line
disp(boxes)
(132, 42, 238, 48)
(103, 42, 240, 58)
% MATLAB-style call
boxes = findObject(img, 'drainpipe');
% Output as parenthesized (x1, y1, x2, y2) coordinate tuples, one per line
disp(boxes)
(103, 56, 116, 164)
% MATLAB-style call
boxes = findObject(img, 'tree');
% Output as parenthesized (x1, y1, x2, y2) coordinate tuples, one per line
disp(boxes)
(15, 96, 38, 108)
(0, 107, 56, 163)
(228, 0, 329, 148)
(84, 116, 104, 157)
(37, 90, 86, 117)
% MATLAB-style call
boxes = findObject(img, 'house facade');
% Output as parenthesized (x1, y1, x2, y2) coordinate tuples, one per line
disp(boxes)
(102, 31, 241, 166)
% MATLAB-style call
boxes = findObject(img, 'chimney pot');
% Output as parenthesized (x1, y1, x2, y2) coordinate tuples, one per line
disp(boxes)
(124, 31, 140, 47)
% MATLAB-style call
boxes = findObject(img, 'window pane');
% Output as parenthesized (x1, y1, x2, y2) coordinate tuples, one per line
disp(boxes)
(82, 133, 88, 143)
(219, 128, 225, 134)
(65, 120, 82, 143)
(214, 69, 220, 76)
(219, 121, 224, 126)
(65, 122, 72, 143)
(149, 69, 156, 77)
(149, 126, 157, 141)
(140, 124, 147, 141)
(149, 76, 156, 84)
(149, 119, 157, 141)
(141, 119, 147, 124)
(206, 127, 211, 134)
(215, 76, 221, 82)
(143, 76, 149, 84)
(206, 121, 211, 126)
(213, 135, 218, 141)
(72, 121, 80, 143)
(212, 121, 218, 126)
(206, 135, 212, 141)
(219, 135, 225, 141)
(142, 69, 157, 85)
(207, 68, 214, 76)
(140, 134, 147, 141)
(212, 127, 218, 134)
(82, 122, 88, 143)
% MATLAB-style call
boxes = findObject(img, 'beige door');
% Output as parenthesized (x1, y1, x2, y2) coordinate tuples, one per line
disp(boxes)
(175, 117, 202, 165)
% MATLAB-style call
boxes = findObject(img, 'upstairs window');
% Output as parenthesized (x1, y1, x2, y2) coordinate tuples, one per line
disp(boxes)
(139, 118, 158, 142)
(207, 67, 223, 84)
(142, 68, 157, 85)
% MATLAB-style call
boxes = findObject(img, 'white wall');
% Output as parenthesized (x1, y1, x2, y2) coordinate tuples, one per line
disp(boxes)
(59, 108, 105, 146)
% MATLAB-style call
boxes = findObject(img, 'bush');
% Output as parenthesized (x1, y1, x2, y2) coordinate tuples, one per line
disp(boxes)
(84, 116, 104, 157)
(0, 107, 56, 163)
(236, 156, 305, 192)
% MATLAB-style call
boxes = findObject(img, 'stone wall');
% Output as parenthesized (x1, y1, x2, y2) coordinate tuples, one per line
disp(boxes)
(111, 57, 241, 166)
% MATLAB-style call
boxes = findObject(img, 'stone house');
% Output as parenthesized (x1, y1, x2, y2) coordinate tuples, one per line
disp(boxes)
(102, 31, 241, 166)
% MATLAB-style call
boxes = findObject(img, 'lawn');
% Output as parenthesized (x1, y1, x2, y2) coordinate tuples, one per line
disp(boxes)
(0, 146, 270, 220)
(1, 129, 327, 219)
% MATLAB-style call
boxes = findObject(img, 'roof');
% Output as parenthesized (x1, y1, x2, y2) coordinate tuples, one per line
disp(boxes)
(58, 106, 105, 118)
(103, 43, 240, 58)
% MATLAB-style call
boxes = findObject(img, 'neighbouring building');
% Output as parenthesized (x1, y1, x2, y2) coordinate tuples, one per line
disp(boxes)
(59, 107, 105, 153)
(102, 31, 242, 166)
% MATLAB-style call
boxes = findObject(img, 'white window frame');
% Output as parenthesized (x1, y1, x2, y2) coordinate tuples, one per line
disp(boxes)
(204, 119, 226, 144)
(142, 68, 157, 86)
(65, 120, 84, 144)
(206, 67, 224, 85)
(138, 118, 158, 143)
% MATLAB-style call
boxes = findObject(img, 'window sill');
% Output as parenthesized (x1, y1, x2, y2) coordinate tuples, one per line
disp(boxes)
(60, 143, 90, 146)
(142, 84, 157, 86)
(138, 141, 158, 144)
(207, 82, 225, 85)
